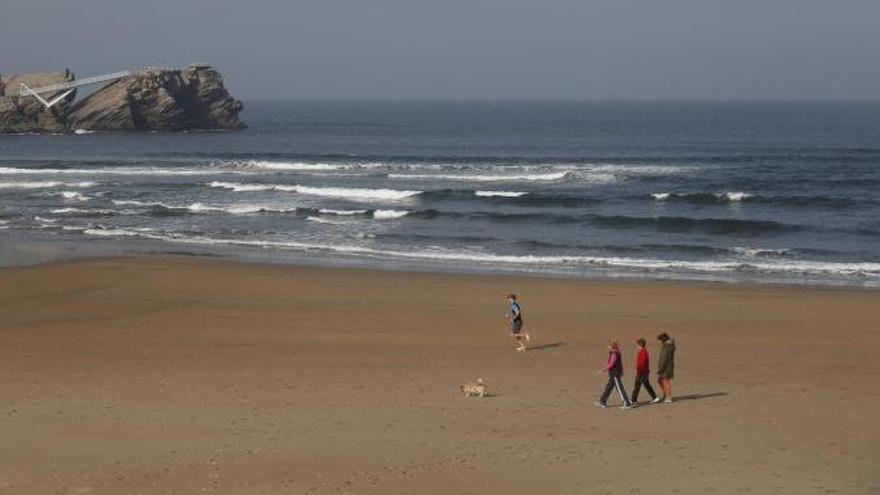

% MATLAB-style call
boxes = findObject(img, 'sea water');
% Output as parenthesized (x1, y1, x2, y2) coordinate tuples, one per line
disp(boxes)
(1, 101, 878, 287)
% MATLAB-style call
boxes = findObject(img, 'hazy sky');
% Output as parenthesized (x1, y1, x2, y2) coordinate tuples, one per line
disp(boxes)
(2, 0, 878, 101)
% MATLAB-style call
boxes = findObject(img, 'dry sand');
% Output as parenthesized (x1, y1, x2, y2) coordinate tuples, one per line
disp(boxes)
(0, 257, 878, 494)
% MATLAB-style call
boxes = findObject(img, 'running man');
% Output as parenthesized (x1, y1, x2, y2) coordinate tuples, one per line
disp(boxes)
(506, 294, 531, 351)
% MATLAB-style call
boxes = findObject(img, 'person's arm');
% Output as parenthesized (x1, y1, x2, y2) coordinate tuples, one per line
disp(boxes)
(657, 347, 668, 374)
(598, 353, 617, 374)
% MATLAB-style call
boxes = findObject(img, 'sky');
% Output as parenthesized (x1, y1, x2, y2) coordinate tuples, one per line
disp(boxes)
(2, 0, 879, 101)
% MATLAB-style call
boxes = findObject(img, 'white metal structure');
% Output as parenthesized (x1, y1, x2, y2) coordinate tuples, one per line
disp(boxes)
(19, 70, 134, 109)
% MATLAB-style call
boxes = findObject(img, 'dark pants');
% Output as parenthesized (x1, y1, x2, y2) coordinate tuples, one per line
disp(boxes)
(631, 373, 657, 402)
(599, 375, 631, 406)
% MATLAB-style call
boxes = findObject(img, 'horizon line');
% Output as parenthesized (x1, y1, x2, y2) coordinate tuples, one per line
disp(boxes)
(238, 98, 880, 104)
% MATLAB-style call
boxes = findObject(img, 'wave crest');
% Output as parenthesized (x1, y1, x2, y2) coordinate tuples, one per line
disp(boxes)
(0, 180, 97, 189)
(79, 228, 880, 280)
(652, 192, 753, 203)
(208, 182, 422, 201)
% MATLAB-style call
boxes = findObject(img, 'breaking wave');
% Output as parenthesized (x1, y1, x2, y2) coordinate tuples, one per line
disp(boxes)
(79, 227, 880, 280)
(207, 182, 422, 201)
(0, 180, 97, 189)
(474, 191, 529, 197)
(388, 171, 569, 182)
(652, 192, 753, 203)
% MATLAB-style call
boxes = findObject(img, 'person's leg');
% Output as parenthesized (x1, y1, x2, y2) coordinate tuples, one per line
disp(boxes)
(613, 376, 632, 407)
(631, 375, 642, 403)
(598, 377, 615, 405)
(512, 321, 526, 350)
(641, 375, 658, 400)
(660, 378, 673, 401)
(657, 376, 666, 400)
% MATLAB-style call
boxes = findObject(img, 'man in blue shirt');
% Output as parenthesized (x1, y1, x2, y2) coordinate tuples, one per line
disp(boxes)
(506, 294, 530, 351)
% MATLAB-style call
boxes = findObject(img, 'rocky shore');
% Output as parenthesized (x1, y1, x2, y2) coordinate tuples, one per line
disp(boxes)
(0, 65, 244, 133)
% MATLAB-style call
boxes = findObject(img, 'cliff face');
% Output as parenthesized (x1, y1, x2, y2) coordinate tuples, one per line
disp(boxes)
(68, 68, 244, 131)
(0, 71, 76, 133)
(0, 66, 244, 133)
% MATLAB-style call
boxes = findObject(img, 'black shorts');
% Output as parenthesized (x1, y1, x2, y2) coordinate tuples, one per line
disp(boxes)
(511, 319, 524, 334)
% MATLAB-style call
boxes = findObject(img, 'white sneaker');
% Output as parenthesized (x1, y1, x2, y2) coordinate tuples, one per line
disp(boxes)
(515, 346, 526, 352)
(651, 397, 662, 404)
(620, 404, 633, 410)
(664, 398, 674, 403)
(594, 402, 607, 408)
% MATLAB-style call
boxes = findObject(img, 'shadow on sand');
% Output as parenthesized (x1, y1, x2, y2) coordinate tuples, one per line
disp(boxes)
(527, 342, 565, 351)
(673, 392, 728, 402)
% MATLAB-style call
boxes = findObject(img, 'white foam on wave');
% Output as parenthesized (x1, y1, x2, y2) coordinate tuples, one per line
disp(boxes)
(582, 164, 696, 176)
(112, 198, 297, 214)
(306, 216, 347, 225)
(389, 172, 568, 182)
(208, 181, 274, 192)
(474, 190, 528, 198)
(0, 180, 97, 189)
(293, 185, 421, 201)
(51, 207, 119, 215)
(651, 191, 754, 202)
(58, 191, 92, 201)
(112, 199, 153, 206)
(187, 203, 297, 214)
(373, 209, 409, 219)
(146, 200, 295, 214)
(78, 228, 880, 279)
(208, 182, 422, 202)
(307, 208, 409, 220)
(0, 166, 230, 177)
(723, 192, 752, 202)
(240, 160, 343, 171)
(318, 208, 369, 216)
(84, 228, 147, 238)
(387, 164, 695, 184)
(732, 247, 790, 257)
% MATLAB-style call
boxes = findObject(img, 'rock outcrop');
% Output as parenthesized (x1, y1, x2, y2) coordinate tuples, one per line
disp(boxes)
(0, 66, 244, 133)
(0, 71, 76, 133)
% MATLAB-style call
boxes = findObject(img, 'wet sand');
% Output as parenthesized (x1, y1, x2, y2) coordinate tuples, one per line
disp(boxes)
(0, 257, 878, 494)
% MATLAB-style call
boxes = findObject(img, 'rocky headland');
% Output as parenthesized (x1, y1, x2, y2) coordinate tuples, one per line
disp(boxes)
(0, 65, 244, 133)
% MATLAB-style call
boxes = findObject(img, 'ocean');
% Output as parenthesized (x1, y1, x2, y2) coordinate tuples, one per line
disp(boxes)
(1, 101, 879, 287)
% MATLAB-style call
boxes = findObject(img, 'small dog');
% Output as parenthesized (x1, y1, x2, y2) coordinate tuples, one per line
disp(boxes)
(460, 378, 486, 398)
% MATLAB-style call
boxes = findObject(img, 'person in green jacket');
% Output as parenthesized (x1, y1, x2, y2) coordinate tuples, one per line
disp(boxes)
(656, 332, 676, 403)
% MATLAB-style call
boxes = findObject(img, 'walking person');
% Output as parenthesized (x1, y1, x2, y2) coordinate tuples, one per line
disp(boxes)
(595, 340, 633, 409)
(506, 294, 530, 352)
(631, 338, 660, 406)
(657, 332, 676, 403)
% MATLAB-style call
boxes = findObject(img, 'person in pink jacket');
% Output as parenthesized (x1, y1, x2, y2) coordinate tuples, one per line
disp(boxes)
(594, 340, 633, 410)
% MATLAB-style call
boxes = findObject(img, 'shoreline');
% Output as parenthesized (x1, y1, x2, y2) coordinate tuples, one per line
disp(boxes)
(2, 255, 878, 493)
(6, 252, 880, 295)
(2, 229, 879, 292)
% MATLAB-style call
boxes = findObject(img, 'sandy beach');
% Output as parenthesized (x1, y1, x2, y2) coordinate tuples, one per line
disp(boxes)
(0, 256, 878, 494)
